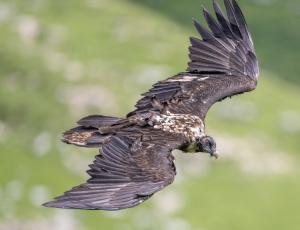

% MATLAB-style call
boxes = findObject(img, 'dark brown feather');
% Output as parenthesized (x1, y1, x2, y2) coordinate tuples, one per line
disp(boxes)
(43, 128, 186, 210)
(130, 0, 259, 119)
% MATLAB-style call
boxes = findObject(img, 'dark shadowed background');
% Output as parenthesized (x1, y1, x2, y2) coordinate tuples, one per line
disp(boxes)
(0, 0, 299, 229)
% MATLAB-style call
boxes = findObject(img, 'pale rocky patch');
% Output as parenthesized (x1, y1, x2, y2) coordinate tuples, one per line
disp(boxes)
(216, 100, 258, 122)
(163, 217, 192, 230)
(0, 180, 23, 218)
(216, 134, 295, 175)
(152, 189, 186, 215)
(0, 3, 14, 22)
(102, 209, 127, 219)
(29, 185, 49, 207)
(173, 149, 211, 179)
(64, 60, 84, 82)
(44, 24, 67, 47)
(6, 180, 23, 202)
(279, 110, 300, 134)
(56, 84, 119, 118)
(32, 132, 51, 157)
(16, 16, 39, 43)
(134, 65, 172, 86)
(131, 208, 155, 229)
(43, 49, 67, 73)
(0, 211, 83, 230)
(60, 150, 92, 179)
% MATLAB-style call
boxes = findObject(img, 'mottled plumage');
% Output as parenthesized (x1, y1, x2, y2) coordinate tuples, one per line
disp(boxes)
(44, 0, 259, 211)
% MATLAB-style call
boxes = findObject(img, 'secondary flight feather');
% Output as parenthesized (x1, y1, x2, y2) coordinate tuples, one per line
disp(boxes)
(43, 0, 259, 211)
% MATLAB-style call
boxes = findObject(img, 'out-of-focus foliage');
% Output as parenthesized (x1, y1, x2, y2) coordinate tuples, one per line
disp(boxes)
(0, 0, 299, 230)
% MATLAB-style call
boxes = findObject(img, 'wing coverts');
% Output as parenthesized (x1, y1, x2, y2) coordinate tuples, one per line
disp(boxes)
(43, 132, 179, 210)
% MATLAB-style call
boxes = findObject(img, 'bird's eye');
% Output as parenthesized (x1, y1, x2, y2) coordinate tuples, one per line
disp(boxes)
(206, 140, 214, 149)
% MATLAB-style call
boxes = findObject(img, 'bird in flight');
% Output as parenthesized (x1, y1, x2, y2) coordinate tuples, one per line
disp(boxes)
(43, 0, 259, 211)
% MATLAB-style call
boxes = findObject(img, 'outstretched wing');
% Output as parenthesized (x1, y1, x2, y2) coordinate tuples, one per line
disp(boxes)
(43, 128, 184, 210)
(188, 0, 258, 76)
(130, 0, 259, 120)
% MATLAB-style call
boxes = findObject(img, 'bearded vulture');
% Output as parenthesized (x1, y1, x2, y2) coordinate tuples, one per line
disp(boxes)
(43, 0, 259, 211)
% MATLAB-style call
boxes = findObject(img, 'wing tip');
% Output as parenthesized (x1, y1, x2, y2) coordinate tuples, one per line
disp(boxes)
(42, 198, 143, 211)
(188, 0, 258, 77)
(213, 0, 222, 12)
(42, 200, 63, 209)
(202, 7, 210, 18)
(42, 200, 97, 210)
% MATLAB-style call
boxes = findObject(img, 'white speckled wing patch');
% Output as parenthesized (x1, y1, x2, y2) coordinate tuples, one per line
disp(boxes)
(152, 112, 205, 141)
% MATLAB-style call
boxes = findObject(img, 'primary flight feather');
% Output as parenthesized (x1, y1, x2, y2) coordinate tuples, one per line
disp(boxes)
(43, 0, 259, 211)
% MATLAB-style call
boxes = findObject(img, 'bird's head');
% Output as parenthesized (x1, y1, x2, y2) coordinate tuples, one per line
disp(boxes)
(197, 136, 218, 159)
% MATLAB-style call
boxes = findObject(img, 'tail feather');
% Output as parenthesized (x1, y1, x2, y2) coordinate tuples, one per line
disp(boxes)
(62, 126, 110, 147)
(62, 115, 123, 147)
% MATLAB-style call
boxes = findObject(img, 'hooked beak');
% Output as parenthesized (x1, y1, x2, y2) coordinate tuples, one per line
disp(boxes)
(210, 150, 219, 159)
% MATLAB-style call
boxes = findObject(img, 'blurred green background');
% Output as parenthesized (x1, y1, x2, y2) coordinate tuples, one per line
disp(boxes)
(0, 0, 299, 229)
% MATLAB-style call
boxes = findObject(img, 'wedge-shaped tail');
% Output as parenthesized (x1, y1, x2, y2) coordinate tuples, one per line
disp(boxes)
(62, 115, 122, 147)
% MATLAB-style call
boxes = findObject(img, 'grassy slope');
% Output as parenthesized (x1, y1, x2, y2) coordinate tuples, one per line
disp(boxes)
(0, 0, 299, 229)
(130, 0, 300, 85)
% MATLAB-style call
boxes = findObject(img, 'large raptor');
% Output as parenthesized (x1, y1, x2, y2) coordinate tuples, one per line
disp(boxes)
(43, 0, 259, 211)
